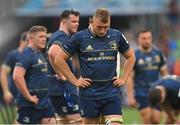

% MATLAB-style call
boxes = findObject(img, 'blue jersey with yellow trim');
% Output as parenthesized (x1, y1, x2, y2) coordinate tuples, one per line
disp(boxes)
(134, 48, 166, 96)
(2, 49, 21, 98)
(15, 47, 49, 109)
(46, 30, 77, 95)
(61, 28, 130, 99)
(151, 75, 180, 109)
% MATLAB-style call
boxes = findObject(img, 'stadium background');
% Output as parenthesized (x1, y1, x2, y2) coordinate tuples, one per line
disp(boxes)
(0, 0, 180, 124)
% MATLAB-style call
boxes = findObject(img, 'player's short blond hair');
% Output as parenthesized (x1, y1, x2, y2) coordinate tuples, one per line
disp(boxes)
(93, 8, 110, 23)
(28, 25, 47, 35)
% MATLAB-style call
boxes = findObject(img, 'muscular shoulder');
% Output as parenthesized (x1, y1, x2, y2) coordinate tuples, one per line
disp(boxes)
(108, 28, 121, 37)
(48, 31, 69, 44)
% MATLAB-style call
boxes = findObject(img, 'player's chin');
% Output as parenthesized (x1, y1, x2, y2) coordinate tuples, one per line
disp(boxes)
(72, 28, 78, 33)
(39, 44, 46, 49)
(98, 34, 106, 37)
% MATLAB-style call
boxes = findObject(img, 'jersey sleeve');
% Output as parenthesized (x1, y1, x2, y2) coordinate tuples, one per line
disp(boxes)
(61, 34, 79, 57)
(3, 51, 15, 69)
(53, 35, 69, 47)
(118, 33, 130, 54)
(15, 52, 32, 71)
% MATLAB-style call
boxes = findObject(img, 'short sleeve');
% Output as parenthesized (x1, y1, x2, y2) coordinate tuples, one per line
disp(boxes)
(118, 33, 130, 54)
(53, 36, 69, 48)
(3, 52, 15, 68)
(15, 52, 32, 71)
(61, 34, 79, 57)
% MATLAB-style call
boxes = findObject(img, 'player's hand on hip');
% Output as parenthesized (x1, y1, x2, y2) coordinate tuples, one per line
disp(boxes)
(29, 95, 39, 105)
(3, 91, 14, 104)
(113, 77, 125, 87)
(75, 76, 92, 88)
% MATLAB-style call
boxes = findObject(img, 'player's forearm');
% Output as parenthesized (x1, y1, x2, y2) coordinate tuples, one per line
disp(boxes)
(121, 54, 135, 83)
(54, 55, 78, 86)
(126, 76, 134, 98)
(0, 70, 10, 93)
(13, 75, 31, 101)
(160, 65, 169, 77)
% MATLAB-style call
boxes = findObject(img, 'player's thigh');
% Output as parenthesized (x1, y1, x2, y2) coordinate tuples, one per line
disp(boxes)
(139, 107, 152, 123)
(151, 107, 162, 123)
(65, 113, 82, 124)
(40, 104, 56, 124)
(82, 117, 99, 124)
(102, 96, 123, 125)
(102, 96, 122, 116)
(79, 97, 101, 119)
(40, 117, 56, 124)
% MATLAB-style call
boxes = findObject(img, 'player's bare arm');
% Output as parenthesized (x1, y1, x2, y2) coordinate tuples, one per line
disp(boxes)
(160, 64, 169, 77)
(113, 48, 136, 87)
(13, 67, 38, 104)
(48, 44, 66, 80)
(54, 47, 91, 88)
(0, 65, 13, 103)
(126, 71, 137, 107)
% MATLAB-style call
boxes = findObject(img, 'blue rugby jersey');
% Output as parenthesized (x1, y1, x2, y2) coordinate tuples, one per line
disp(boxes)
(46, 30, 77, 95)
(15, 47, 49, 109)
(151, 75, 180, 109)
(61, 28, 130, 99)
(2, 49, 21, 98)
(133, 48, 166, 96)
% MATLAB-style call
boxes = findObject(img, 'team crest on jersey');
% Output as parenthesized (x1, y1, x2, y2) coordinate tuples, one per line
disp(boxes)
(109, 41, 117, 50)
(154, 55, 160, 62)
(38, 58, 44, 64)
(145, 57, 152, 62)
(138, 58, 145, 65)
(85, 45, 93, 51)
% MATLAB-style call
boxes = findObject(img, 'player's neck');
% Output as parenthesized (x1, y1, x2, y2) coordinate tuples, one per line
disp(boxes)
(28, 45, 41, 52)
(59, 26, 71, 36)
(139, 46, 152, 53)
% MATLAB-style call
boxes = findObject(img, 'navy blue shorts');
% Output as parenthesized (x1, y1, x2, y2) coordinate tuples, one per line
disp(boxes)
(49, 95, 80, 116)
(79, 95, 122, 118)
(135, 95, 161, 110)
(16, 105, 54, 124)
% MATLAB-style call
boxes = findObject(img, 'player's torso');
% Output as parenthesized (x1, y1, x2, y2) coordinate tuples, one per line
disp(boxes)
(77, 29, 121, 99)
(18, 48, 49, 109)
(24, 48, 48, 90)
(78, 29, 119, 81)
(134, 48, 163, 91)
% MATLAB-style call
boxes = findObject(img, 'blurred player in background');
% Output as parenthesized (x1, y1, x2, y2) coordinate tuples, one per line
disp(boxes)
(149, 75, 180, 124)
(0, 31, 28, 123)
(127, 29, 168, 124)
(47, 10, 81, 124)
(0, 31, 28, 104)
(54, 8, 135, 124)
(13, 25, 56, 124)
